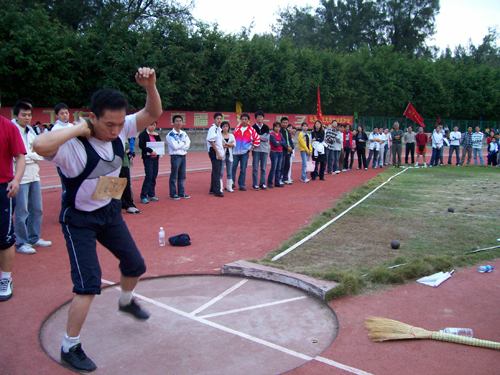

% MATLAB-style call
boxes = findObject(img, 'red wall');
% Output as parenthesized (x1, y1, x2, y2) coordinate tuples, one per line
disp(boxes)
(0, 108, 353, 129)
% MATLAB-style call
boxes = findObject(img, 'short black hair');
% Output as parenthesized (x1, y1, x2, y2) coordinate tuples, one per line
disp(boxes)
(172, 115, 183, 123)
(214, 112, 223, 119)
(287, 124, 293, 129)
(15, 98, 34, 108)
(54, 102, 69, 115)
(255, 110, 265, 118)
(90, 89, 129, 119)
(240, 113, 250, 120)
(221, 121, 230, 130)
(13, 102, 33, 116)
(301, 122, 308, 127)
(272, 121, 281, 129)
(281, 116, 289, 122)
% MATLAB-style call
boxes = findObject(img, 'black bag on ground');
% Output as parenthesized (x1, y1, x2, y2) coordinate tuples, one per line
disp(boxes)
(168, 233, 191, 246)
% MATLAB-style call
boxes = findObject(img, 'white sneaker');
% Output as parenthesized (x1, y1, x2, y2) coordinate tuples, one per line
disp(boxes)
(342, 169, 347, 172)
(415, 162, 419, 167)
(0, 278, 13, 301)
(16, 244, 36, 254)
(284, 180, 293, 185)
(126, 207, 142, 214)
(301, 178, 310, 183)
(335, 170, 341, 174)
(32, 239, 52, 247)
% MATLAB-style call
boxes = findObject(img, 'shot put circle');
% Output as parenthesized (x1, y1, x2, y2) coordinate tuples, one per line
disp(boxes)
(391, 240, 401, 249)
(40, 275, 339, 375)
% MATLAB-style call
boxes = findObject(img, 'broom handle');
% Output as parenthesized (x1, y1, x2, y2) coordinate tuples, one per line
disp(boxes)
(430, 331, 500, 350)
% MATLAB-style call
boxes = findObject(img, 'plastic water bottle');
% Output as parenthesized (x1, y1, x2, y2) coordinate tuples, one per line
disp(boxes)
(439, 328, 473, 338)
(478, 265, 494, 273)
(159, 227, 165, 246)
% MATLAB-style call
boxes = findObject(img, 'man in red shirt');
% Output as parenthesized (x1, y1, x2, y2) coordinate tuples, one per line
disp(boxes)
(0, 116, 27, 301)
(415, 126, 428, 167)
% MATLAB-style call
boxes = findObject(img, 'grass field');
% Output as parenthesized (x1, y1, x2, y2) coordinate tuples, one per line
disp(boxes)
(257, 165, 500, 300)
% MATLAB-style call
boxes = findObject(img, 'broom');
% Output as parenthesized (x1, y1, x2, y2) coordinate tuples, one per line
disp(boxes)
(365, 317, 500, 350)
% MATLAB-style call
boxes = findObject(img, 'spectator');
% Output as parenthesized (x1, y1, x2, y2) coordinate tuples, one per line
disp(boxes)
(472, 126, 485, 165)
(120, 140, 141, 214)
(324, 122, 335, 174)
(355, 125, 368, 170)
(279, 117, 293, 185)
(391, 122, 404, 167)
(349, 129, 357, 170)
(448, 125, 461, 166)
(13, 102, 51, 254)
(403, 126, 416, 165)
(252, 111, 270, 190)
(52, 102, 73, 201)
(0, 116, 26, 301)
(166, 115, 191, 200)
(460, 126, 474, 166)
(486, 130, 495, 148)
(207, 113, 224, 197)
(287, 124, 297, 182)
(487, 137, 498, 166)
(367, 126, 381, 169)
(298, 122, 312, 183)
(342, 124, 353, 171)
(429, 125, 444, 167)
(330, 121, 343, 174)
(415, 126, 428, 167)
(220, 121, 235, 192)
(42, 124, 49, 133)
(232, 113, 260, 191)
(384, 128, 392, 165)
(378, 127, 387, 167)
(311, 120, 326, 180)
(33, 121, 42, 135)
(268, 122, 286, 188)
(139, 121, 161, 203)
(338, 124, 345, 171)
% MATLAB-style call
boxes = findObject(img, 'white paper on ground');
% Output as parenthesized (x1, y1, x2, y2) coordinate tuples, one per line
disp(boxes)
(417, 271, 453, 287)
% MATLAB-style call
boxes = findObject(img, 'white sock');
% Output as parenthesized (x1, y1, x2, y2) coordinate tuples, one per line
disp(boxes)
(119, 290, 133, 306)
(62, 333, 80, 353)
(1, 271, 12, 279)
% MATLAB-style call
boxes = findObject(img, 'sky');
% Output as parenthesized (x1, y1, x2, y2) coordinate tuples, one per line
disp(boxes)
(190, 0, 500, 52)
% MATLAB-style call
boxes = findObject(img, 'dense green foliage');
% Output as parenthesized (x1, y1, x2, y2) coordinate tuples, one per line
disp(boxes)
(0, 0, 499, 120)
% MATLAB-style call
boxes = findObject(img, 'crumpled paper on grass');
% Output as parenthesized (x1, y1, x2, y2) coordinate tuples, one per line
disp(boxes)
(417, 271, 454, 287)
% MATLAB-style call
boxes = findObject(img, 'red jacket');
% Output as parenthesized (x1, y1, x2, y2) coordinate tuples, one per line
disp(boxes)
(343, 130, 353, 148)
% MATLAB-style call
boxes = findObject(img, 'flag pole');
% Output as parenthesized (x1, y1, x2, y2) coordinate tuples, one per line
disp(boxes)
(398, 102, 411, 129)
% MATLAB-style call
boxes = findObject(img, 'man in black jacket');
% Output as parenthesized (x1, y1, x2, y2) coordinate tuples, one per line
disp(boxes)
(279, 117, 293, 184)
(138, 121, 162, 203)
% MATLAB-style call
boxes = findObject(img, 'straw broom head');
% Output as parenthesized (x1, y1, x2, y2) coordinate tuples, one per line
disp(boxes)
(365, 317, 431, 342)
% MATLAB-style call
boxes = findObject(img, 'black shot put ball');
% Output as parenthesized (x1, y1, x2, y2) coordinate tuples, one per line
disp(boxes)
(448, 207, 454, 213)
(391, 240, 400, 249)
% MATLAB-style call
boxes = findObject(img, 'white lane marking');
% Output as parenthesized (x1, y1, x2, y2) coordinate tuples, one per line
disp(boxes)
(198, 296, 307, 319)
(101, 279, 116, 285)
(189, 279, 248, 316)
(315, 356, 374, 375)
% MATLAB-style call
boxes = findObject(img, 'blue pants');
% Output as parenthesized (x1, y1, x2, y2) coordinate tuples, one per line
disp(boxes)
(232, 152, 250, 188)
(15, 181, 43, 248)
(367, 149, 379, 168)
(473, 148, 484, 165)
(326, 148, 334, 173)
(169, 154, 186, 197)
(430, 147, 441, 166)
(448, 145, 460, 165)
(220, 157, 233, 180)
(268, 151, 282, 187)
(252, 151, 268, 186)
(300, 151, 309, 180)
(141, 157, 159, 199)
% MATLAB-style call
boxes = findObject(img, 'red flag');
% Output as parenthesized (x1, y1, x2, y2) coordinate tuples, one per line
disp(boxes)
(435, 116, 441, 126)
(317, 86, 323, 122)
(403, 102, 425, 127)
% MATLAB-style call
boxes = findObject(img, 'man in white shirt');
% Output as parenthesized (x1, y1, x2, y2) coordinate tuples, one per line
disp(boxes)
(448, 125, 461, 166)
(34, 67, 162, 373)
(429, 125, 444, 167)
(378, 127, 388, 167)
(166, 115, 191, 200)
(367, 127, 381, 169)
(12, 102, 51, 255)
(206, 113, 224, 197)
(472, 126, 485, 165)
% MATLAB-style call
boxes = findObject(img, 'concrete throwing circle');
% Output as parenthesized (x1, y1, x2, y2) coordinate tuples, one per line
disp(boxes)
(40, 275, 339, 374)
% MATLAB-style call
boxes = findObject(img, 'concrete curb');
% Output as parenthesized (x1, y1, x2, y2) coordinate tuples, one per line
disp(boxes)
(222, 260, 339, 300)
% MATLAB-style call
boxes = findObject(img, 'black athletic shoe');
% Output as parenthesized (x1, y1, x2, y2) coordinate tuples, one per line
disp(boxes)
(61, 344, 97, 372)
(119, 298, 150, 320)
(239, 187, 246, 191)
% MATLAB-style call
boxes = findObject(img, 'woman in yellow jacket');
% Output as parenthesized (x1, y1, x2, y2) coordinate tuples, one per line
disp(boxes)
(298, 122, 313, 182)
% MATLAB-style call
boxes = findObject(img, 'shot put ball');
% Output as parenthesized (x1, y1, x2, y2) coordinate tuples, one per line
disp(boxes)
(391, 240, 400, 249)
(448, 207, 454, 213)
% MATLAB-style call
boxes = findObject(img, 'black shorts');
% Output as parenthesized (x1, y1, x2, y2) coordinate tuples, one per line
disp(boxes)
(0, 182, 16, 250)
(60, 199, 146, 295)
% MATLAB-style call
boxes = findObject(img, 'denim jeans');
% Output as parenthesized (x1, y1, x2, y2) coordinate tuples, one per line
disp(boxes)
(448, 145, 460, 165)
(332, 150, 340, 172)
(325, 148, 334, 173)
(473, 148, 484, 165)
(232, 152, 250, 188)
(15, 181, 43, 247)
(252, 151, 268, 186)
(220, 157, 233, 180)
(268, 151, 282, 187)
(141, 157, 159, 199)
(169, 154, 186, 197)
(300, 151, 309, 180)
(367, 149, 379, 168)
(430, 147, 440, 166)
